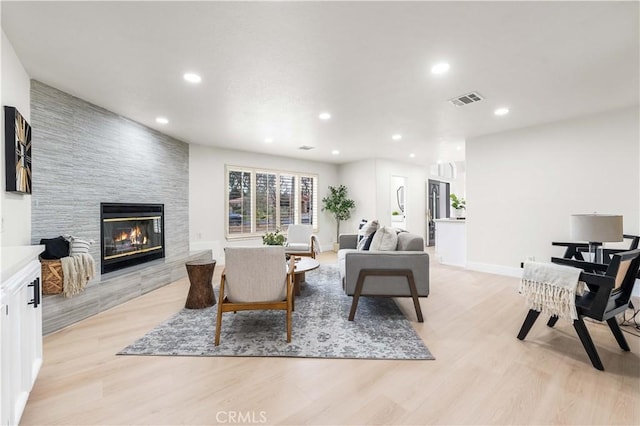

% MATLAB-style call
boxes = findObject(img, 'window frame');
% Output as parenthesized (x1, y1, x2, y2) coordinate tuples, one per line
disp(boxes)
(225, 165, 319, 239)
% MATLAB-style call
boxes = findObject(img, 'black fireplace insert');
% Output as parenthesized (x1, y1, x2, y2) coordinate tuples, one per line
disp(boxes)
(100, 203, 165, 274)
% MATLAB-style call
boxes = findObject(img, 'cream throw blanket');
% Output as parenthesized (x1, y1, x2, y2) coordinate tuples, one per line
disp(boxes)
(519, 261, 585, 321)
(60, 253, 96, 298)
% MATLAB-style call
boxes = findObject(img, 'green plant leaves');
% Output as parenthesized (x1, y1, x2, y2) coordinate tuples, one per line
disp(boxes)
(450, 193, 466, 210)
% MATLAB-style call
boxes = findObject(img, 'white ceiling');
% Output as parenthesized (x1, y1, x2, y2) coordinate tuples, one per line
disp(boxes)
(2, 1, 638, 167)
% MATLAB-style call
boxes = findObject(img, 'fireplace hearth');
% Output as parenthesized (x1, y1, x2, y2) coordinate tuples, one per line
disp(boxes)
(101, 203, 165, 274)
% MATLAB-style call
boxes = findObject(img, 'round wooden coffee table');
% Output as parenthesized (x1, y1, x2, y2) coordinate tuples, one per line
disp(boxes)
(292, 257, 320, 296)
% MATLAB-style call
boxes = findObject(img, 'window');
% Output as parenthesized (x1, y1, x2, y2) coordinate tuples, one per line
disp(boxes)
(226, 166, 319, 237)
(279, 174, 295, 230)
(228, 170, 252, 234)
(255, 172, 276, 233)
(299, 176, 317, 226)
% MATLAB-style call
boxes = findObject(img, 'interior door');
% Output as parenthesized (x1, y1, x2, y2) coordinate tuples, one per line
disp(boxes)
(426, 179, 450, 246)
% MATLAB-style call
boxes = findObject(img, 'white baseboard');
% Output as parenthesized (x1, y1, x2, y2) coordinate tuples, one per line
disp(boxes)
(320, 243, 336, 253)
(466, 261, 523, 278)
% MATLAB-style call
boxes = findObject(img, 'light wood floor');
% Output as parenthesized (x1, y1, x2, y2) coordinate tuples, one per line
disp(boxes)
(22, 250, 640, 425)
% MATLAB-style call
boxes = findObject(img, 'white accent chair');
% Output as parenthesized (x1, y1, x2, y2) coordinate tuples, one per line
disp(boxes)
(285, 224, 319, 259)
(215, 246, 294, 345)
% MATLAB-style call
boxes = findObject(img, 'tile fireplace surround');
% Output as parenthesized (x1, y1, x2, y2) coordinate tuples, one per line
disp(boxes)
(28, 81, 196, 334)
(42, 250, 211, 334)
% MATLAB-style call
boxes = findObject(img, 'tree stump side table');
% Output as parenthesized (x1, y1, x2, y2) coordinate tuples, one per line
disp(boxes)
(185, 260, 216, 309)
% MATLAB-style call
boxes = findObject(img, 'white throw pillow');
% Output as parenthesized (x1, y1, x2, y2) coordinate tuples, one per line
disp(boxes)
(357, 219, 379, 250)
(369, 226, 398, 251)
(69, 237, 92, 255)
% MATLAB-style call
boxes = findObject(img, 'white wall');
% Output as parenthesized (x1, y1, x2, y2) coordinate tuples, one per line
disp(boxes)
(339, 158, 429, 240)
(189, 144, 339, 262)
(338, 159, 377, 234)
(1, 30, 31, 247)
(466, 106, 640, 276)
(444, 161, 466, 205)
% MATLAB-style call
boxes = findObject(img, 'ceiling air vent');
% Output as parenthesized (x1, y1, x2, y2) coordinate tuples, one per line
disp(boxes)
(449, 91, 484, 107)
(298, 145, 315, 151)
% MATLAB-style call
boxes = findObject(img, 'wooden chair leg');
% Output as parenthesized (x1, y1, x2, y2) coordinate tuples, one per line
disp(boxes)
(573, 318, 604, 371)
(215, 277, 226, 346)
(286, 279, 293, 343)
(348, 271, 366, 321)
(547, 315, 559, 328)
(406, 271, 424, 323)
(215, 306, 223, 346)
(606, 317, 630, 351)
(286, 307, 292, 343)
(517, 309, 540, 340)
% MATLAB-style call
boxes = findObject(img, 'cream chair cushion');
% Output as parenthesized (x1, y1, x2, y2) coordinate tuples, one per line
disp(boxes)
(286, 224, 313, 250)
(224, 246, 287, 303)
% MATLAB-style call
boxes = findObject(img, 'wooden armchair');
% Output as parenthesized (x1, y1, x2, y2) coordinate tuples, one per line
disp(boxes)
(215, 246, 294, 345)
(285, 224, 319, 259)
(517, 249, 640, 370)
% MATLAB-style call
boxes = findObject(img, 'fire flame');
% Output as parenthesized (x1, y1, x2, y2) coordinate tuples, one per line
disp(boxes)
(114, 226, 146, 245)
(115, 231, 129, 242)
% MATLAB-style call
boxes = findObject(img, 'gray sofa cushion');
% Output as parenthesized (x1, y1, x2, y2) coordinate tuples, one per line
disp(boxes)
(396, 232, 424, 251)
(337, 248, 357, 287)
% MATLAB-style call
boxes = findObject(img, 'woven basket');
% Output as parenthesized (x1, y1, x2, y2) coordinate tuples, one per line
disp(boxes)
(41, 258, 63, 295)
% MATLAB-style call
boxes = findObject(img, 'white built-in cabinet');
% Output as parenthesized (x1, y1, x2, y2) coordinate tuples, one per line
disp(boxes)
(1, 246, 43, 426)
(434, 219, 467, 267)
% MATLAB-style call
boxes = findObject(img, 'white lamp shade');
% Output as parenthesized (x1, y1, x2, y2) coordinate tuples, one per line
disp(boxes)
(570, 214, 623, 243)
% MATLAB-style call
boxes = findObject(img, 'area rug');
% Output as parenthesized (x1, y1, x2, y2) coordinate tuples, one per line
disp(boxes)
(118, 264, 434, 360)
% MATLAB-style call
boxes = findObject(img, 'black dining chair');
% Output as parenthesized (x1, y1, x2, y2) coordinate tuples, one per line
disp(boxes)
(517, 249, 640, 370)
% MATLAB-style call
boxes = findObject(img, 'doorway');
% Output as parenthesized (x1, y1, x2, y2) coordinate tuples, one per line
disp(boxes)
(391, 176, 407, 229)
(426, 179, 450, 246)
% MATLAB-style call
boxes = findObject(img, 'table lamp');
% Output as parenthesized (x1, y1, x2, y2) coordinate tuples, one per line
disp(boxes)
(570, 214, 623, 263)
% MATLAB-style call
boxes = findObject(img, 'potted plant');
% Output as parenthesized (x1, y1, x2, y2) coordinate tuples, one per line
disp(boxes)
(322, 185, 356, 251)
(262, 229, 286, 246)
(450, 193, 466, 219)
(391, 210, 404, 222)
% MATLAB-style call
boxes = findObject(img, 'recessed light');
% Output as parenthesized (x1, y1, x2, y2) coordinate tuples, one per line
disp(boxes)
(456, 146, 462, 151)
(494, 107, 509, 116)
(319, 112, 331, 120)
(409, 153, 416, 158)
(392, 134, 402, 141)
(437, 159, 443, 164)
(431, 62, 450, 75)
(155, 117, 169, 124)
(264, 138, 273, 143)
(183, 73, 202, 83)
(331, 150, 340, 155)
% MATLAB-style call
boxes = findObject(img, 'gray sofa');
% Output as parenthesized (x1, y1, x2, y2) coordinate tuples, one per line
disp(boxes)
(337, 231, 429, 321)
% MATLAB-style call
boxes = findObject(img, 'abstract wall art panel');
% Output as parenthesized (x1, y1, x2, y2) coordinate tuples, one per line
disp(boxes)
(4, 106, 32, 193)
